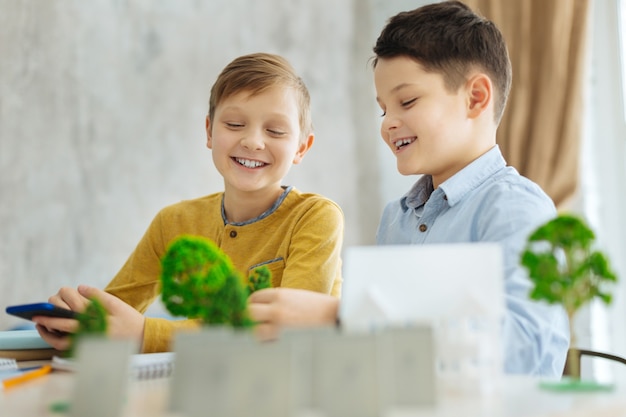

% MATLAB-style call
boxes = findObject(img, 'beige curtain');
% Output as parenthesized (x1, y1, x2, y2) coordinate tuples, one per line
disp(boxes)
(465, 0, 591, 208)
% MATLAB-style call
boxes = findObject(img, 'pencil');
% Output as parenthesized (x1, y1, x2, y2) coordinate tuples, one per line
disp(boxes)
(2, 364, 52, 389)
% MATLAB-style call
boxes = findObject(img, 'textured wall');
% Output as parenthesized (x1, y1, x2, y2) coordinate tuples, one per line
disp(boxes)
(0, 0, 425, 329)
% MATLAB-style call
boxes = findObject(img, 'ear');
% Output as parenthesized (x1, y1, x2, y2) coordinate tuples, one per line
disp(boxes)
(292, 133, 314, 164)
(466, 73, 492, 119)
(205, 116, 213, 149)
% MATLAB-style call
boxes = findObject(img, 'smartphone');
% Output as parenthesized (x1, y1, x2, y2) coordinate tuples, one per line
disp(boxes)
(5, 302, 78, 321)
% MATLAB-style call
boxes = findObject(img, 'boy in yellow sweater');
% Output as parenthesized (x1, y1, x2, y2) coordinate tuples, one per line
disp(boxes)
(34, 53, 344, 352)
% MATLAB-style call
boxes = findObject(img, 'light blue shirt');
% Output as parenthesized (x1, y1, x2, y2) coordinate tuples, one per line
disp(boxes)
(376, 145, 569, 377)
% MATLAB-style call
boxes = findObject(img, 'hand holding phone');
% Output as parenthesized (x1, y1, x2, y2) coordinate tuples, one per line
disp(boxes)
(5, 302, 78, 321)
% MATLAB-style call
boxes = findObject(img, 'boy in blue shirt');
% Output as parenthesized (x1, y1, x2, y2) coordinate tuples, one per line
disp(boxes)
(249, 1, 569, 377)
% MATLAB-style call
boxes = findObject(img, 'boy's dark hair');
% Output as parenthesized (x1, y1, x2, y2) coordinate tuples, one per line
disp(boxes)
(208, 53, 313, 139)
(373, 0, 512, 125)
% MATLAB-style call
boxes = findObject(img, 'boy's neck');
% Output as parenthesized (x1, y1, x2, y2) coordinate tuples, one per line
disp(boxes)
(222, 186, 286, 223)
(432, 130, 497, 189)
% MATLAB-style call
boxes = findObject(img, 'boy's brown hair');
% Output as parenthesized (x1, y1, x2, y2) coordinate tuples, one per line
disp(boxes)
(208, 53, 313, 140)
(372, 0, 512, 125)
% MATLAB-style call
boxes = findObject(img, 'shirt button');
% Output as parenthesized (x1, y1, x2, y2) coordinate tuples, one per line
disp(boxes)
(419, 224, 428, 232)
(229, 230, 237, 238)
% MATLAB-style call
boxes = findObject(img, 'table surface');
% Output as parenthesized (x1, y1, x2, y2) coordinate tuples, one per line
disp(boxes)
(1, 361, 626, 417)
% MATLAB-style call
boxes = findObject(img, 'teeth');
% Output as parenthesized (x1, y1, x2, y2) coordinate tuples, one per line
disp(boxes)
(236, 158, 265, 168)
(394, 138, 415, 148)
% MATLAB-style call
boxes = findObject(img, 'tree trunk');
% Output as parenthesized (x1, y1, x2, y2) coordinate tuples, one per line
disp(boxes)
(566, 312, 580, 379)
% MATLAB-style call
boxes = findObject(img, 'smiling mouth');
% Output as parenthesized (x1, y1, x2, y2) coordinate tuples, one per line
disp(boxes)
(393, 137, 416, 151)
(233, 157, 267, 168)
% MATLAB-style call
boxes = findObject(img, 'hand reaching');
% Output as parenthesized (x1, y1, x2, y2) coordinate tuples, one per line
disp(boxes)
(247, 288, 339, 341)
(34, 286, 88, 350)
(34, 285, 146, 351)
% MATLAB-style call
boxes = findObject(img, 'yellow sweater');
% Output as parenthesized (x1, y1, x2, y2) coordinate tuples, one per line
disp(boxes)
(105, 187, 344, 352)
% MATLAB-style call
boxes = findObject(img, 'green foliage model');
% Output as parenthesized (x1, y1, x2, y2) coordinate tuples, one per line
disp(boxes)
(68, 297, 108, 357)
(160, 235, 271, 328)
(247, 264, 271, 294)
(520, 214, 618, 378)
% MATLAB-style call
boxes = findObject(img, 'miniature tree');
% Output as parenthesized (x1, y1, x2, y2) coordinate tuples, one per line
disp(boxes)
(67, 297, 108, 357)
(160, 235, 271, 328)
(520, 214, 618, 379)
(247, 265, 271, 295)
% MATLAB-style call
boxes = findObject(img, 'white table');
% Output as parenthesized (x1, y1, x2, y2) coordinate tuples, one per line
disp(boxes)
(1, 364, 625, 417)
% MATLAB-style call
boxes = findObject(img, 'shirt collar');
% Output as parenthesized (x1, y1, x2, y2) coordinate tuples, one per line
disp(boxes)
(221, 185, 293, 225)
(402, 145, 505, 210)
(402, 175, 433, 211)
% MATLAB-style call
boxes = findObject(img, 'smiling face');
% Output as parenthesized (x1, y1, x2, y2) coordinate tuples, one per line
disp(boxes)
(206, 85, 312, 197)
(374, 55, 487, 188)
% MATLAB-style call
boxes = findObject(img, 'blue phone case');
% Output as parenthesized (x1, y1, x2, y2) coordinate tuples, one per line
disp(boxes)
(5, 302, 77, 321)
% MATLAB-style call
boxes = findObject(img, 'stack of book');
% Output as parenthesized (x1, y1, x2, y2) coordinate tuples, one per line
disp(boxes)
(0, 330, 61, 360)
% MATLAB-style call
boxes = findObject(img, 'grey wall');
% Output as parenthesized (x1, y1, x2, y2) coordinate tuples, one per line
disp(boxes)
(0, 0, 425, 329)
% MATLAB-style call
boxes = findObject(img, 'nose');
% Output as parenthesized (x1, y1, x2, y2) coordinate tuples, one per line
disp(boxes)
(380, 112, 399, 134)
(240, 129, 265, 150)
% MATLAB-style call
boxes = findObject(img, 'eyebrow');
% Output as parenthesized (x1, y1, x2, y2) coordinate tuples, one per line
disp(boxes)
(219, 105, 244, 113)
(219, 106, 291, 119)
(375, 82, 415, 104)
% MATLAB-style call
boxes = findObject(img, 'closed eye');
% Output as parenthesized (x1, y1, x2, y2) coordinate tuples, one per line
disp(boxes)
(225, 122, 244, 129)
(402, 98, 417, 107)
(267, 129, 286, 136)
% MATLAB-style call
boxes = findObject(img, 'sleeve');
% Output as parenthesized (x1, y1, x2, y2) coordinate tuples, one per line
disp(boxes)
(478, 185, 569, 377)
(105, 210, 206, 353)
(279, 198, 344, 297)
(141, 317, 201, 353)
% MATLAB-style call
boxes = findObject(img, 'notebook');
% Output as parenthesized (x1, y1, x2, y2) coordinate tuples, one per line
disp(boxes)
(52, 351, 176, 380)
(0, 330, 59, 360)
(0, 357, 23, 384)
(338, 243, 505, 330)
(0, 330, 52, 350)
(0, 357, 18, 371)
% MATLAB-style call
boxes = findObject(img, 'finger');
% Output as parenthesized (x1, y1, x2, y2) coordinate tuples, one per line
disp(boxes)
(32, 316, 79, 334)
(77, 285, 121, 312)
(35, 324, 72, 351)
(247, 303, 274, 323)
(56, 286, 90, 311)
(248, 288, 278, 304)
(253, 323, 279, 342)
(48, 293, 72, 310)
